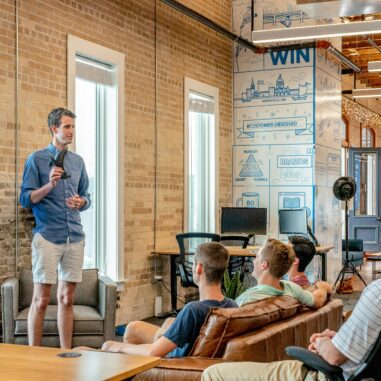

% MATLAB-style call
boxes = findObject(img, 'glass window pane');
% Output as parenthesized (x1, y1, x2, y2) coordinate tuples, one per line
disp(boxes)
(353, 152, 377, 216)
(75, 78, 97, 269)
(188, 91, 216, 233)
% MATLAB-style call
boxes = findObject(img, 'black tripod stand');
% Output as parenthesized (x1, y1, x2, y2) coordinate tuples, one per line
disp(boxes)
(333, 198, 367, 293)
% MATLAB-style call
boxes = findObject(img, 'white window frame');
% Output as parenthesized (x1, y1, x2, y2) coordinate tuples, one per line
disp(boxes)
(184, 77, 219, 232)
(67, 34, 125, 283)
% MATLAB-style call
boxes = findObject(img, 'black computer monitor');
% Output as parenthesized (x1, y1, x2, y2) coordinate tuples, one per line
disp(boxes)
(221, 207, 267, 235)
(279, 209, 308, 235)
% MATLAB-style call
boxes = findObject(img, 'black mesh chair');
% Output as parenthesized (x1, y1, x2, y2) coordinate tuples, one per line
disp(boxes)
(175, 232, 221, 288)
(220, 235, 250, 277)
(285, 329, 381, 381)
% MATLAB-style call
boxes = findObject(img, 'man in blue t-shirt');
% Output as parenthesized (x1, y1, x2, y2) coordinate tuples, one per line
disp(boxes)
(102, 242, 237, 357)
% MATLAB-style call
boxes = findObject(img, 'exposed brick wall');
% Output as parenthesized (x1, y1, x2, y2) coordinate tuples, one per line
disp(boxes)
(0, 0, 232, 325)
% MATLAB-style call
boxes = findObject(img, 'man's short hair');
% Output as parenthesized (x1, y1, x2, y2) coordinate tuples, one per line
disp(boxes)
(47, 107, 76, 134)
(194, 242, 229, 284)
(289, 236, 316, 272)
(261, 238, 295, 278)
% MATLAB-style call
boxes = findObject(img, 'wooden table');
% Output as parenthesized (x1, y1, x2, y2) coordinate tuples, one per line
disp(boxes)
(366, 252, 381, 280)
(0, 344, 160, 381)
(152, 245, 333, 312)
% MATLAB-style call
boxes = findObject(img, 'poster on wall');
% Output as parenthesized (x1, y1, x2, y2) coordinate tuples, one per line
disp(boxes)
(235, 103, 313, 145)
(234, 66, 313, 108)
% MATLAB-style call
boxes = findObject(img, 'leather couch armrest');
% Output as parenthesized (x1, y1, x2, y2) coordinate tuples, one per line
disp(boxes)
(133, 358, 229, 381)
(98, 274, 117, 341)
(1, 277, 19, 343)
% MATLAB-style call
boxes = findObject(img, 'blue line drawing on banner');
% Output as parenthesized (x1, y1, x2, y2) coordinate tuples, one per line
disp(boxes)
(278, 191, 305, 209)
(263, 11, 308, 27)
(238, 116, 312, 139)
(236, 74, 311, 104)
(239, 154, 264, 177)
(275, 151, 313, 183)
(317, 117, 341, 139)
(316, 49, 341, 78)
(240, 5, 251, 34)
(234, 44, 264, 73)
(277, 155, 312, 168)
(319, 75, 337, 91)
(236, 192, 260, 208)
(266, 48, 311, 68)
(278, 191, 312, 218)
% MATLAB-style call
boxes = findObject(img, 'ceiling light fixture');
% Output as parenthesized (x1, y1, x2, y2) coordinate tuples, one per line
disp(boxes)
(368, 61, 381, 72)
(352, 88, 381, 98)
(252, 19, 381, 44)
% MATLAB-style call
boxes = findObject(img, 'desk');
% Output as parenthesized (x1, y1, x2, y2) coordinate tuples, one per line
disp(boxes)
(0, 343, 160, 381)
(366, 252, 381, 280)
(153, 245, 333, 312)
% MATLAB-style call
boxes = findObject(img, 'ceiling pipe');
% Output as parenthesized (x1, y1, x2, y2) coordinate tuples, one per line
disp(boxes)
(316, 40, 361, 73)
(158, 0, 360, 74)
(367, 38, 381, 53)
(159, 0, 264, 54)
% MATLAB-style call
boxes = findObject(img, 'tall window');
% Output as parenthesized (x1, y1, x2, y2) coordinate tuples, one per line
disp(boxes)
(184, 78, 219, 233)
(361, 126, 375, 147)
(67, 35, 125, 282)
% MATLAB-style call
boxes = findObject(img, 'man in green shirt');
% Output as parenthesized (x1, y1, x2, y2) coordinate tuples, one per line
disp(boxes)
(236, 238, 331, 308)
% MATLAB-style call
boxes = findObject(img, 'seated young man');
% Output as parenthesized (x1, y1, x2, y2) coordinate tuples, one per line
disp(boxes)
(102, 242, 238, 357)
(202, 278, 381, 381)
(287, 236, 316, 287)
(235, 238, 331, 308)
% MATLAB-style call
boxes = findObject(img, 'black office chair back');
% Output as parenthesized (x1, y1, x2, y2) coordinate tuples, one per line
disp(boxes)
(286, 326, 381, 381)
(220, 235, 250, 277)
(175, 232, 221, 288)
(220, 235, 250, 248)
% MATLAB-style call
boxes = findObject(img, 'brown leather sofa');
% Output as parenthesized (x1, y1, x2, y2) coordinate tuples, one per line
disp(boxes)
(134, 296, 343, 381)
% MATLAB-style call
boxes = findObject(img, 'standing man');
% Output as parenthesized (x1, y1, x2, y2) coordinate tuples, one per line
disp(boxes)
(20, 107, 91, 348)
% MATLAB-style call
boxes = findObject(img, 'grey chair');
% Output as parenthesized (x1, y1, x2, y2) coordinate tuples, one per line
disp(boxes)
(1, 268, 116, 348)
(342, 239, 364, 268)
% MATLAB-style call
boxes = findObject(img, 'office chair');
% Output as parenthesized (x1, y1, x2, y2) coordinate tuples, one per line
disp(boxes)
(176, 232, 221, 288)
(285, 329, 381, 381)
(220, 235, 250, 278)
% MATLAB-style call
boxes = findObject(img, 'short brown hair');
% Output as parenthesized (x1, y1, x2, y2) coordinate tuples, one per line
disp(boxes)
(194, 242, 229, 284)
(260, 238, 295, 278)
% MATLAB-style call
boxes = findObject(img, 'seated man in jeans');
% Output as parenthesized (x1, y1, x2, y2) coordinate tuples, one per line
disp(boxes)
(235, 238, 331, 309)
(102, 242, 238, 357)
(202, 278, 381, 381)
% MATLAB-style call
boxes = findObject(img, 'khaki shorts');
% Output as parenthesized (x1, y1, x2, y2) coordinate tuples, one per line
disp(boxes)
(32, 233, 85, 284)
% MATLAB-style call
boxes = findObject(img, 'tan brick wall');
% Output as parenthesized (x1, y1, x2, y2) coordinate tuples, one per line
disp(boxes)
(0, 0, 233, 325)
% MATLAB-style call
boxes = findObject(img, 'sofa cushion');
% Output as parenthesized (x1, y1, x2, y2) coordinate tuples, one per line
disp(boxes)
(15, 305, 104, 335)
(189, 295, 300, 358)
(19, 268, 99, 308)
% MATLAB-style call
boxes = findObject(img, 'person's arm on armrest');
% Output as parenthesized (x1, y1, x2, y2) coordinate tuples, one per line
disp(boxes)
(314, 336, 347, 366)
(312, 281, 332, 308)
(102, 336, 177, 357)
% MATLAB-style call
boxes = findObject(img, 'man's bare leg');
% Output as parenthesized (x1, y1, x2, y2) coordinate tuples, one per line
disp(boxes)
(123, 317, 175, 344)
(28, 283, 52, 346)
(57, 280, 77, 349)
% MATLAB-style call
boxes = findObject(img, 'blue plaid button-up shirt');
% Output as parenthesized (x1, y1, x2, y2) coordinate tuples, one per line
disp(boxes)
(20, 143, 91, 244)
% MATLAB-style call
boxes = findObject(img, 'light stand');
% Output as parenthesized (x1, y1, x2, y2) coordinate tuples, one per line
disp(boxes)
(333, 177, 367, 293)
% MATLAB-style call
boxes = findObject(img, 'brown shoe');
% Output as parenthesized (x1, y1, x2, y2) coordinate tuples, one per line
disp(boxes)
(336, 278, 353, 294)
